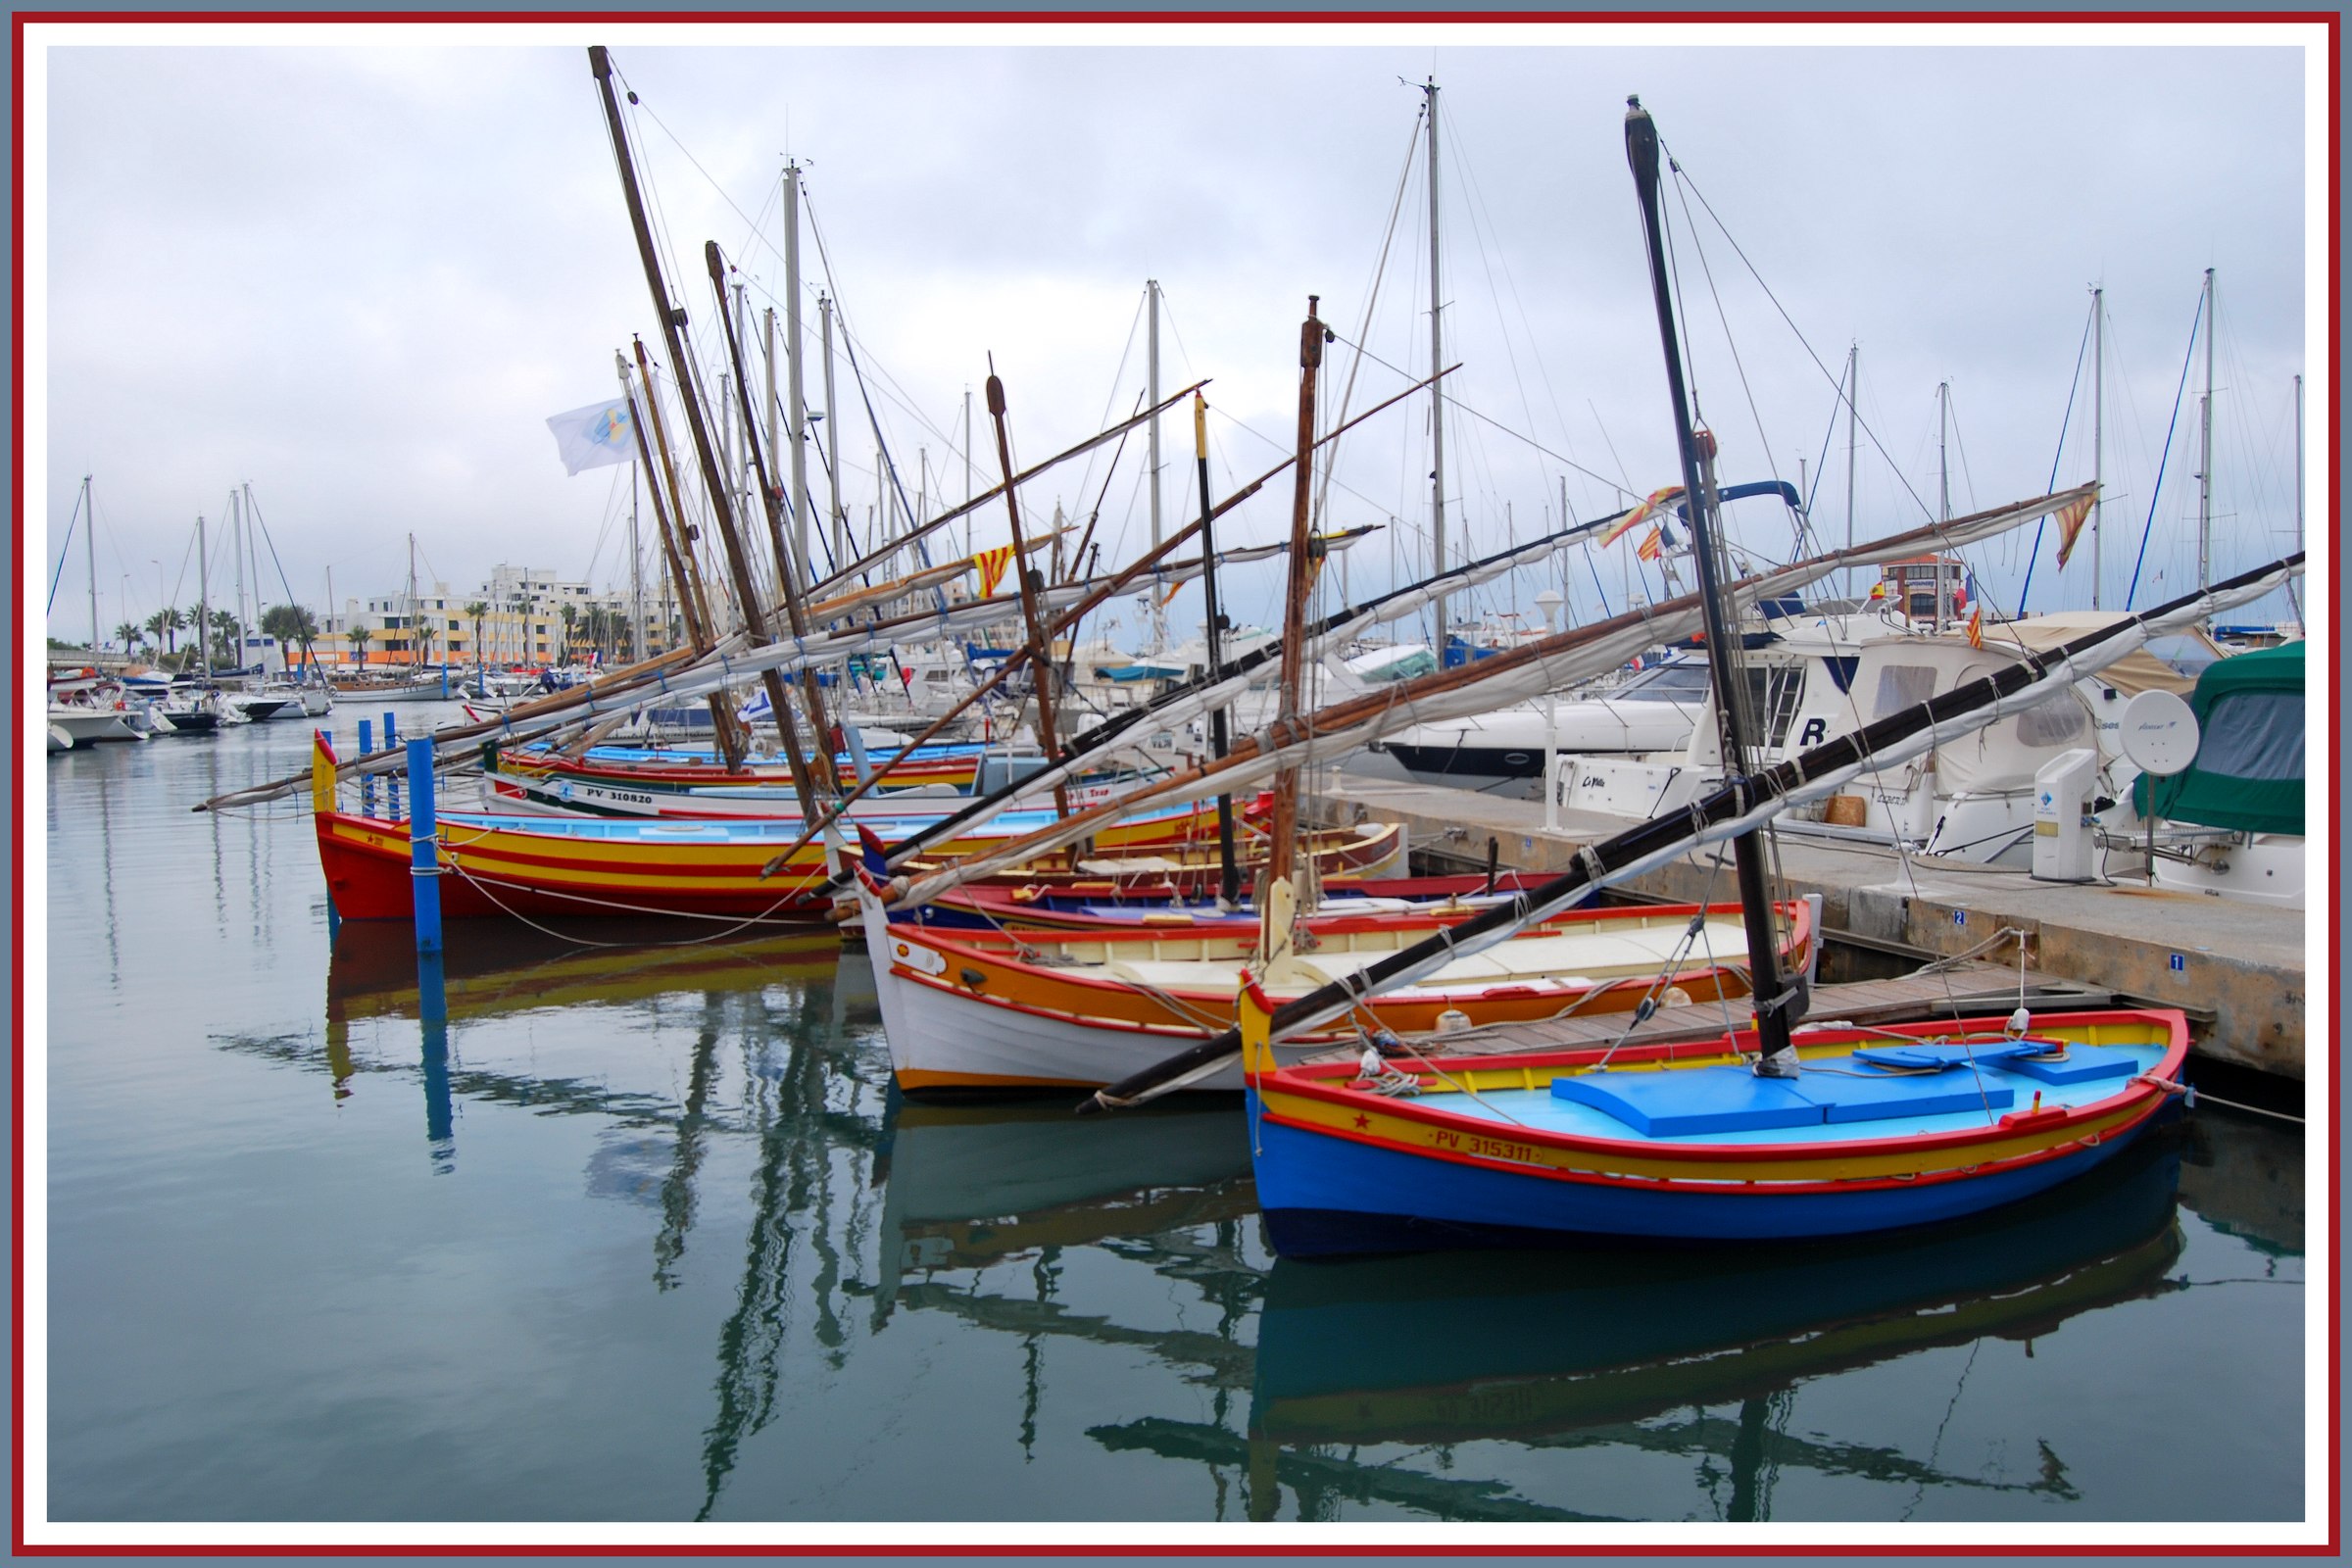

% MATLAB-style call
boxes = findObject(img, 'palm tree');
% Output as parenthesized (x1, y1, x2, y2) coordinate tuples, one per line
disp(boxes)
(259, 604, 318, 644)
(349, 624, 372, 670)
(145, 608, 181, 656)
(560, 602, 577, 664)
(115, 621, 143, 655)
(464, 601, 488, 689)
(210, 609, 241, 668)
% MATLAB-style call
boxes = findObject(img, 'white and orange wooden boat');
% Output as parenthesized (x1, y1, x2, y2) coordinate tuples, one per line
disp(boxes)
(858, 876, 1810, 1093)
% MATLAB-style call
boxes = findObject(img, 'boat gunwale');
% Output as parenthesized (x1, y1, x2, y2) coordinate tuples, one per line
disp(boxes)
(891, 897, 1796, 954)
(1250, 1008, 2189, 1175)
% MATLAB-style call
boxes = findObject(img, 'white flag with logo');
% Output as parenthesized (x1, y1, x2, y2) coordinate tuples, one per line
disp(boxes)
(545, 399, 636, 475)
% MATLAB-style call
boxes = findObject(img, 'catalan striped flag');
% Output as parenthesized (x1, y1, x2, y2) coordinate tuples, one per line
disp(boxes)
(1599, 485, 1686, 547)
(973, 545, 1015, 599)
(2051, 493, 2096, 568)
(1636, 525, 1665, 563)
(1965, 605, 1984, 650)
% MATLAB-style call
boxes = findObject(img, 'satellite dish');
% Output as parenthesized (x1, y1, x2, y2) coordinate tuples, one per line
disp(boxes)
(2118, 688, 2200, 776)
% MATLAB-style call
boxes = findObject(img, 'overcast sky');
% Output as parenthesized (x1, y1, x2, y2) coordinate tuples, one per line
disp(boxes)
(34, 24, 2319, 650)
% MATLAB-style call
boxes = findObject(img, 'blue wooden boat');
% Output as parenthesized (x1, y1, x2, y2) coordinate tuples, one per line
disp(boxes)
(1238, 979, 2190, 1255)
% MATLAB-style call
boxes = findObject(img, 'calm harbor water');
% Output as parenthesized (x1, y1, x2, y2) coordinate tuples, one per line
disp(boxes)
(40, 712, 2308, 1527)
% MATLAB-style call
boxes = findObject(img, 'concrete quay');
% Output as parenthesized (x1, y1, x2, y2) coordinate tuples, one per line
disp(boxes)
(1308, 773, 2310, 1081)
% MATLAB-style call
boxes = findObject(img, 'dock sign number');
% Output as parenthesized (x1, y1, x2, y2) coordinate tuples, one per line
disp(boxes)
(2170, 954, 2186, 974)
(1953, 909, 1967, 928)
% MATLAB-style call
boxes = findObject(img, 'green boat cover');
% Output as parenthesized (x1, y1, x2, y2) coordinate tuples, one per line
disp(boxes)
(2135, 641, 2304, 835)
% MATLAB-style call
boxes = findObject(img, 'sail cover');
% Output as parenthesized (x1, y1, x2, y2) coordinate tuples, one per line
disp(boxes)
(2139, 640, 2304, 835)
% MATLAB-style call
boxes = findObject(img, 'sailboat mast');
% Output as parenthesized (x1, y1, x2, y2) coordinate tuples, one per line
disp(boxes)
(2092, 286, 2104, 610)
(1193, 392, 1239, 905)
(2198, 266, 2215, 590)
(2294, 371, 2304, 555)
(83, 474, 97, 653)
(1264, 296, 1328, 890)
(785, 163, 813, 587)
(984, 368, 1071, 816)
(407, 533, 418, 671)
(1843, 343, 1858, 601)
(1424, 79, 1448, 656)
(1147, 278, 1164, 654)
(1936, 381, 1949, 523)
(629, 461, 643, 662)
(707, 240, 841, 792)
(230, 486, 248, 670)
(1624, 96, 1800, 1068)
(197, 514, 213, 678)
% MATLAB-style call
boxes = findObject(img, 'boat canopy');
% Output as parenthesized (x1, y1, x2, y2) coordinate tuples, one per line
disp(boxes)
(1979, 612, 2223, 697)
(2140, 640, 2304, 835)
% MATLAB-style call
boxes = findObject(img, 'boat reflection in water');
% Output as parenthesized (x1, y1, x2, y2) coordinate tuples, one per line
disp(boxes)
(1225, 1131, 2186, 1522)
(875, 1093, 1255, 1306)
(321, 918, 842, 1030)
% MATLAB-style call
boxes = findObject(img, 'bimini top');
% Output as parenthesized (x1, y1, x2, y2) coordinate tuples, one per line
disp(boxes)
(2143, 640, 2304, 836)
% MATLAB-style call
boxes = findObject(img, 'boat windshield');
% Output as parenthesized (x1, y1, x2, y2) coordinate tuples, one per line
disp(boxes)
(1614, 662, 1713, 702)
(2144, 633, 2223, 681)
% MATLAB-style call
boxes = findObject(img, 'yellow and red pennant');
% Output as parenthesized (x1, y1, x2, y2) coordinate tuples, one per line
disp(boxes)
(1600, 485, 1686, 548)
(2051, 494, 2095, 568)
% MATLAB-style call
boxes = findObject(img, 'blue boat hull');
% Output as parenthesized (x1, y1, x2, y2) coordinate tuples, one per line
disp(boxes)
(1247, 1093, 2167, 1257)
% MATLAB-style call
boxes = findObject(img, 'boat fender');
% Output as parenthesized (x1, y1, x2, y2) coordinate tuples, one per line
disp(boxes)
(1435, 1009, 1471, 1035)
(2005, 1005, 2032, 1038)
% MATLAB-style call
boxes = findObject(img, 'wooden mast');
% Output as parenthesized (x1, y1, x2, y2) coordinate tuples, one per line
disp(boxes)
(707, 240, 839, 794)
(1263, 296, 1329, 892)
(1625, 96, 1803, 1073)
(617, 347, 745, 761)
(983, 366, 1071, 817)
(1193, 392, 1239, 905)
(629, 339, 721, 655)
(587, 46, 818, 808)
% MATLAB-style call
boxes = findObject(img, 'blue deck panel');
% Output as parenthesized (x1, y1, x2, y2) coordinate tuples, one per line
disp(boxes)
(2000, 1046, 2141, 1085)
(1788, 1059, 2015, 1123)
(1551, 1067, 1822, 1136)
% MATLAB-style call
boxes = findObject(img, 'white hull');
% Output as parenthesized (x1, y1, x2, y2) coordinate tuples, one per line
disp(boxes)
(2150, 832, 2305, 908)
(47, 707, 140, 744)
(867, 916, 1249, 1092)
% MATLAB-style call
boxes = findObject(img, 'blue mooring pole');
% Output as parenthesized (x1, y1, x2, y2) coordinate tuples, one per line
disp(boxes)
(386, 711, 403, 813)
(416, 947, 454, 1173)
(357, 718, 375, 813)
(407, 736, 442, 954)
